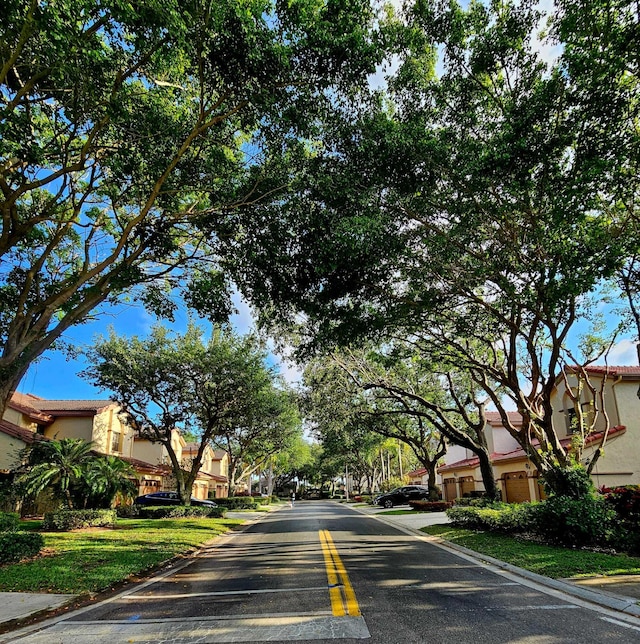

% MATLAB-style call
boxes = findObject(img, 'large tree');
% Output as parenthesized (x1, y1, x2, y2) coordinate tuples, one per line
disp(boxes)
(305, 348, 499, 498)
(83, 323, 299, 504)
(240, 0, 639, 494)
(0, 0, 385, 415)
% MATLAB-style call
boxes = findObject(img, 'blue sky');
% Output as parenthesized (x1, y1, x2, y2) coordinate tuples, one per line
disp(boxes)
(18, 293, 303, 402)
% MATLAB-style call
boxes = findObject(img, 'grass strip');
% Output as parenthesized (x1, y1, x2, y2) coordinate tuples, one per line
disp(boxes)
(2, 517, 244, 594)
(422, 524, 640, 579)
(380, 509, 425, 515)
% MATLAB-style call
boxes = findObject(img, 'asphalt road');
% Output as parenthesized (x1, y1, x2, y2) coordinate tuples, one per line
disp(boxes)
(5, 501, 640, 643)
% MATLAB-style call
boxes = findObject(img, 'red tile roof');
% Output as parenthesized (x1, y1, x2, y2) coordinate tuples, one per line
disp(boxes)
(565, 365, 640, 377)
(9, 392, 115, 418)
(407, 468, 428, 477)
(438, 426, 627, 472)
(118, 455, 172, 476)
(438, 456, 480, 473)
(0, 419, 48, 445)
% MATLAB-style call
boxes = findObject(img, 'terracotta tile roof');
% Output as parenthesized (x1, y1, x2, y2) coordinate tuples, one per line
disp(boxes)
(33, 399, 115, 415)
(566, 365, 640, 377)
(0, 419, 49, 445)
(8, 392, 115, 418)
(195, 471, 228, 483)
(118, 455, 172, 476)
(7, 393, 53, 423)
(407, 468, 428, 477)
(438, 456, 480, 473)
(438, 426, 627, 471)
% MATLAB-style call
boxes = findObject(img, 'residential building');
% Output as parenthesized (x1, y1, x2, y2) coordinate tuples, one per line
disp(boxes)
(0, 393, 229, 499)
(437, 366, 640, 502)
(182, 443, 229, 499)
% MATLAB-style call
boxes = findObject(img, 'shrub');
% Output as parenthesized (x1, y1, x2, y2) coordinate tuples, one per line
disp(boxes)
(540, 464, 595, 499)
(408, 501, 452, 512)
(136, 505, 227, 519)
(116, 504, 140, 518)
(446, 503, 537, 533)
(214, 497, 258, 510)
(0, 531, 44, 564)
(0, 511, 19, 532)
(43, 509, 117, 531)
(530, 495, 616, 547)
(600, 485, 640, 553)
(454, 496, 499, 508)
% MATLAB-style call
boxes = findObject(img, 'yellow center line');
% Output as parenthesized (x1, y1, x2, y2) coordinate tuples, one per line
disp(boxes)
(319, 529, 345, 616)
(319, 530, 361, 617)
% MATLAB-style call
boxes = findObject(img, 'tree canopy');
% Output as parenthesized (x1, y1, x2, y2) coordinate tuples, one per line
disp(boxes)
(0, 0, 386, 414)
(83, 323, 300, 503)
(250, 0, 640, 491)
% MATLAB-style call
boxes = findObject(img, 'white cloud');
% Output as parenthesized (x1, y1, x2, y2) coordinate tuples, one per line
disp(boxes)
(600, 339, 639, 367)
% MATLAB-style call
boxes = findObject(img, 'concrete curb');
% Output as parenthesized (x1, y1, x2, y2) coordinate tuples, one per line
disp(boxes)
(0, 509, 274, 641)
(357, 505, 640, 620)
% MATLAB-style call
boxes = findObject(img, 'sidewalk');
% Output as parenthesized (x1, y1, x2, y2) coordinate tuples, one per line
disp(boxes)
(356, 503, 640, 618)
(0, 509, 266, 632)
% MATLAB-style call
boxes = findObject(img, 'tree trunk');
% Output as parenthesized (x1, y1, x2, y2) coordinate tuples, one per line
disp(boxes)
(477, 449, 499, 500)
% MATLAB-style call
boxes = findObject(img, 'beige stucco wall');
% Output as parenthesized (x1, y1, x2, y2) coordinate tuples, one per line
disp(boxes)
(583, 432, 638, 488)
(489, 425, 520, 454)
(3, 407, 31, 429)
(0, 433, 27, 471)
(552, 374, 623, 439)
(133, 440, 166, 465)
(614, 380, 640, 433)
(44, 416, 93, 444)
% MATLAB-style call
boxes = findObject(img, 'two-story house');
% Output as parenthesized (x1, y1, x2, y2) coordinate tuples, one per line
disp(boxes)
(182, 443, 229, 499)
(437, 366, 640, 502)
(1, 392, 229, 500)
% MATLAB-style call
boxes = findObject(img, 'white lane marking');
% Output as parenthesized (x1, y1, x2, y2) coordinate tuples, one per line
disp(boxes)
(7, 614, 371, 643)
(600, 616, 640, 632)
(57, 611, 333, 624)
(125, 586, 330, 599)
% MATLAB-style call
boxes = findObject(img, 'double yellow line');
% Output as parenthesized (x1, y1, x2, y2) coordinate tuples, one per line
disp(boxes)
(319, 530, 361, 617)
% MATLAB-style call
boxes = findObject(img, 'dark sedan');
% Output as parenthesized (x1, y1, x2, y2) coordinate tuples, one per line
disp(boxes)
(134, 491, 217, 507)
(374, 485, 431, 508)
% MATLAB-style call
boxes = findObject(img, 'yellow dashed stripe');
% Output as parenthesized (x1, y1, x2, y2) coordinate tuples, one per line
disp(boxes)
(319, 530, 361, 617)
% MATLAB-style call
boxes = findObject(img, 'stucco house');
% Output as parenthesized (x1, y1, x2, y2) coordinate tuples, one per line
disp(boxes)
(1, 392, 135, 467)
(437, 366, 640, 502)
(182, 443, 229, 499)
(0, 393, 229, 500)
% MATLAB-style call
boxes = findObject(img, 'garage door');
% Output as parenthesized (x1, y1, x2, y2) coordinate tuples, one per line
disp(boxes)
(460, 476, 475, 497)
(444, 478, 457, 502)
(504, 471, 530, 503)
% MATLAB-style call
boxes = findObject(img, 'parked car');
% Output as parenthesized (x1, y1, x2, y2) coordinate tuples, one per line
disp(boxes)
(374, 485, 431, 508)
(134, 492, 217, 507)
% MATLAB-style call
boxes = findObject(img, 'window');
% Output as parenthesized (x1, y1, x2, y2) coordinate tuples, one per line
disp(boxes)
(110, 431, 121, 453)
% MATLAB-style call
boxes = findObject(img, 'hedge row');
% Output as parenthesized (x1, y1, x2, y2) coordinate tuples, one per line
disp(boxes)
(43, 509, 117, 531)
(213, 497, 259, 510)
(446, 496, 618, 548)
(408, 501, 453, 512)
(0, 511, 19, 532)
(134, 505, 226, 519)
(0, 531, 44, 564)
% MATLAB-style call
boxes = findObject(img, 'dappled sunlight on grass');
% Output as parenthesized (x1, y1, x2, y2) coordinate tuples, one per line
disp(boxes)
(422, 525, 640, 579)
(0, 517, 244, 594)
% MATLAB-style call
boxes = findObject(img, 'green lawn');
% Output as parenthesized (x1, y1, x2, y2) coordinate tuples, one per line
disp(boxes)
(379, 509, 425, 515)
(422, 525, 640, 579)
(2, 517, 244, 595)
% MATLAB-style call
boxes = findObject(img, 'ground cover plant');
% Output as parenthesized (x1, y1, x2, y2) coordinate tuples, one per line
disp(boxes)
(0, 517, 243, 594)
(422, 525, 640, 580)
